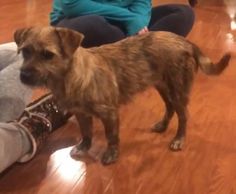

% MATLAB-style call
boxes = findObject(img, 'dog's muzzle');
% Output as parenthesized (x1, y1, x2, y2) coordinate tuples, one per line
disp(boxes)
(20, 68, 41, 86)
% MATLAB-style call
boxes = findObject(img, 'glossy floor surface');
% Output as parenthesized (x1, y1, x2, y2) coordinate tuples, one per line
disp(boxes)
(0, 0, 236, 194)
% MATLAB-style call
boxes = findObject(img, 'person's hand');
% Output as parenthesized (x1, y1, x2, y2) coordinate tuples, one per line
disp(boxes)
(137, 27, 148, 35)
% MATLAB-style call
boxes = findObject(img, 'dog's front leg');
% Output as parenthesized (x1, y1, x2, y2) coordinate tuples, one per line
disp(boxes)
(99, 111, 120, 165)
(70, 113, 93, 157)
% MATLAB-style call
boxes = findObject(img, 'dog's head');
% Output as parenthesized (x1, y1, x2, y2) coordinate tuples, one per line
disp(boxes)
(14, 26, 84, 87)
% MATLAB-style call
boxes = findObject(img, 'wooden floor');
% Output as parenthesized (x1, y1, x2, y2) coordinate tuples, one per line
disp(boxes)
(1, 0, 236, 194)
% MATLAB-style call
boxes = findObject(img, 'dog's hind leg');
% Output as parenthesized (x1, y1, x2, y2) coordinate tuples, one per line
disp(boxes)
(168, 67, 193, 151)
(70, 113, 93, 157)
(151, 84, 175, 133)
(99, 110, 120, 165)
(169, 102, 187, 151)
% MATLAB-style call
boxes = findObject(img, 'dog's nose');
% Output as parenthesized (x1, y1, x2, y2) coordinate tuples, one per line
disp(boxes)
(20, 70, 31, 79)
(20, 70, 34, 85)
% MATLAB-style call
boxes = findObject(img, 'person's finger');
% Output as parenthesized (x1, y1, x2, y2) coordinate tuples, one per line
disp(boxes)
(138, 29, 144, 35)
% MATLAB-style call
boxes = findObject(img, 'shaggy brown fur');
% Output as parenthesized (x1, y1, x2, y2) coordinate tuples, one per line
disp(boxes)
(14, 26, 231, 165)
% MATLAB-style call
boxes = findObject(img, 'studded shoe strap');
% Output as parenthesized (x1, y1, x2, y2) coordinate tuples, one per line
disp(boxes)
(15, 114, 52, 163)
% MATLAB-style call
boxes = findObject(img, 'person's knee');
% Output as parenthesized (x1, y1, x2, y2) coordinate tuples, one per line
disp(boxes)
(179, 5, 195, 36)
(150, 4, 195, 36)
(56, 15, 107, 30)
(177, 5, 195, 27)
(58, 15, 125, 47)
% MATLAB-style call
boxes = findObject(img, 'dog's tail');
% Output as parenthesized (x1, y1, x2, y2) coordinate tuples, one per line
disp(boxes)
(193, 44, 231, 76)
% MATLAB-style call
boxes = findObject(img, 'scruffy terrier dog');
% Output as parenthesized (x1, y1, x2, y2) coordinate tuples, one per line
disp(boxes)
(14, 26, 230, 165)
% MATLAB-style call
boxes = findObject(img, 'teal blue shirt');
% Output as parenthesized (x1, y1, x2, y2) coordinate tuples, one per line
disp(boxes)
(50, 0, 152, 36)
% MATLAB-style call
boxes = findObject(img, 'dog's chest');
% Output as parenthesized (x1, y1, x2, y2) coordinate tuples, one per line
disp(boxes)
(56, 94, 98, 115)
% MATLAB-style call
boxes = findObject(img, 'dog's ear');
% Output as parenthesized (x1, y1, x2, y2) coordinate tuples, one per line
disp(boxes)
(55, 27, 84, 57)
(14, 27, 32, 49)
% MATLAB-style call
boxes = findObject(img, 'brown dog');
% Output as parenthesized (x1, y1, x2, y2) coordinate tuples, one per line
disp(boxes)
(14, 26, 230, 165)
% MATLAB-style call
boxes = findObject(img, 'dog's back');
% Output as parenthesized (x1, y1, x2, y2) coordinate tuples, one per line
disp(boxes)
(87, 32, 205, 103)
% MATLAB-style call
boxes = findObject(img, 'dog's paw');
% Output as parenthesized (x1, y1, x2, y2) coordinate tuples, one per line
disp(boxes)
(169, 137, 184, 151)
(70, 146, 87, 158)
(151, 121, 167, 133)
(70, 139, 91, 158)
(101, 146, 119, 165)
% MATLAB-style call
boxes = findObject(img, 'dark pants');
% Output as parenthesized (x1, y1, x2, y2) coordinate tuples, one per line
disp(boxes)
(55, 4, 195, 48)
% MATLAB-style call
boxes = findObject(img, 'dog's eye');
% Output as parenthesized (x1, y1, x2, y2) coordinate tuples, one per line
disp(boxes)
(22, 47, 31, 59)
(41, 50, 54, 60)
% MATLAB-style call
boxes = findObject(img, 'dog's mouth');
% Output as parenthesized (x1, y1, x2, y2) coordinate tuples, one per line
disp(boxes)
(20, 68, 46, 87)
